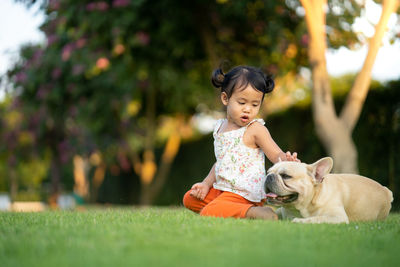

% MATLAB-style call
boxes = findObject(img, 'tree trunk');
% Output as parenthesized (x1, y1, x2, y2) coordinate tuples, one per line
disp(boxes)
(136, 85, 183, 205)
(49, 155, 61, 208)
(139, 84, 157, 205)
(9, 168, 18, 202)
(139, 149, 157, 205)
(300, 0, 398, 173)
(194, 3, 219, 69)
(73, 155, 89, 201)
(91, 162, 106, 203)
(139, 131, 181, 205)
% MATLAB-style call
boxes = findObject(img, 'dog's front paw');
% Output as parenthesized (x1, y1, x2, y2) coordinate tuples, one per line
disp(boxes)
(292, 217, 319, 223)
(292, 218, 307, 223)
(292, 216, 348, 224)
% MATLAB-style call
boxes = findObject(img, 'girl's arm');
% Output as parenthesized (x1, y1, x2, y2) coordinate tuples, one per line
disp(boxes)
(202, 163, 216, 187)
(190, 163, 216, 200)
(247, 123, 299, 163)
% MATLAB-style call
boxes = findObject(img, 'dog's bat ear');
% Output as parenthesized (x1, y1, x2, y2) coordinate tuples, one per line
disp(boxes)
(310, 157, 333, 183)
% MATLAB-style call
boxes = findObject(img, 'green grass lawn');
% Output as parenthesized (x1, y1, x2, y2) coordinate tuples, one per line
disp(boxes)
(1, 207, 399, 267)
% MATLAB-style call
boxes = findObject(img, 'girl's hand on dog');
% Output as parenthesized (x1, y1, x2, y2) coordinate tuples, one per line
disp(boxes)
(190, 182, 210, 200)
(285, 151, 300, 162)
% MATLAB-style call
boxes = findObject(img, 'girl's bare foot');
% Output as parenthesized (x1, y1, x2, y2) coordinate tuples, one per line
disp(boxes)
(246, 206, 278, 220)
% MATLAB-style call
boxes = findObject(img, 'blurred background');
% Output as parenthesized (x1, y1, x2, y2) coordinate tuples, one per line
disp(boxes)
(0, 0, 399, 210)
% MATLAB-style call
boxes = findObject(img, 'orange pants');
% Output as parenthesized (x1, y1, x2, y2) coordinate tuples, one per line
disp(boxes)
(182, 187, 263, 218)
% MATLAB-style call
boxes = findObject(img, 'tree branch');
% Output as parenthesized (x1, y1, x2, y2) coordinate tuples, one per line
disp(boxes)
(340, 0, 399, 131)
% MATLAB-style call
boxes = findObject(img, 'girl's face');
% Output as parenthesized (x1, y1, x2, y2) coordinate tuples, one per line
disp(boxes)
(221, 84, 263, 128)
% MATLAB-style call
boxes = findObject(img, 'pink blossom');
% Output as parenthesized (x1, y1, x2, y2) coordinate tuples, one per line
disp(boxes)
(11, 98, 21, 109)
(86, 3, 97, 11)
(27, 49, 44, 67)
(33, 49, 43, 61)
(97, 2, 109, 11)
(52, 68, 62, 80)
(36, 87, 49, 100)
(76, 38, 87, 48)
(72, 64, 85, 76)
(86, 1, 109, 11)
(15, 72, 27, 83)
(47, 34, 59, 46)
(96, 57, 110, 70)
(49, 0, 60, 10)
(58, 140, 70, 164)
(62, 50, 71, 61)
(68, 106, 78, 117)
(62, 43, 75, 61)
(301, 34, 309, 46)
(30, 111, 42, 126)
(113, 0, 130, 7)
(113, 44, 125, 55)
(135, 31, 150, 46)
(118, 151, 130, 171)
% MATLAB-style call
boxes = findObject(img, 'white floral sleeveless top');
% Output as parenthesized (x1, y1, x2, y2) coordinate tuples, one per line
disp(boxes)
(213, 118, 267, 202)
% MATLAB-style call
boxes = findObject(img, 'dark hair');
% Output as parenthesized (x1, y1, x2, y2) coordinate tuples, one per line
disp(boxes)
(211, 65, 275, 99)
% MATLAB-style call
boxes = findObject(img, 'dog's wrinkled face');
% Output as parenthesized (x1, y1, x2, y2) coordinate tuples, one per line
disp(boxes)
(265, 158, 333, 206)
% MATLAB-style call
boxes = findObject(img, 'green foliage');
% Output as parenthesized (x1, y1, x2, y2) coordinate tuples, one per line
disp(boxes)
(0, 95, 50, 195)
(284, 0, 362, 49)
(0, 209, 399, 267)
(3, 0, 307, 197)
(354, 80, 400, 201)
(18, 154, 51, 190)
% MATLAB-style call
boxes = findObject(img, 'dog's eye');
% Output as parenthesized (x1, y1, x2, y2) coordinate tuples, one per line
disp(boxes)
(280, 173, 292, 179)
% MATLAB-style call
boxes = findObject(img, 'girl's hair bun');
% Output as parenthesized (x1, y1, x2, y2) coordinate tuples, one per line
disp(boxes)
(264, 74, 275, 93)
(211, 68, 225, 88)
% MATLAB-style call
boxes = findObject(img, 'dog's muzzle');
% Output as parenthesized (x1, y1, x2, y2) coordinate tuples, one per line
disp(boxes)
(265, 173, 278, 193)
(265, 173, 298, 204)
(266, 173, 275, 184)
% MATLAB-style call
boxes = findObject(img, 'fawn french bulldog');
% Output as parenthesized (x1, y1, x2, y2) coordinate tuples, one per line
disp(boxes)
(265, 157, 393, 224)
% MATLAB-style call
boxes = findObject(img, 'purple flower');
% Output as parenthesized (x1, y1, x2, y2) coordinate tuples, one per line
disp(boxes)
(58, 140, 70, 164)
(49, 0, 60, 10)
(27, 49, 44, 67)
(117, 151, 131, 171)
(15, 72, 27, 83)
(36, 87, 49, 100)
(47, 34, 59, 46)
(30, 111, 41, 126)
(86, 3, 97, 11)
(68, 106, 78, 117)
(97, 2, 109, 11)
(72, 64, 85, 76)
(11, 98, 21, 109)
(135, 31, 150, 46)
(76, 38, 87, 48)
(113, 0, 130, 7)
(52, 68, 62, 80)
(62, 43, 75, 61)
(301, 34, 309, 46)
(86, 1, 109, 11)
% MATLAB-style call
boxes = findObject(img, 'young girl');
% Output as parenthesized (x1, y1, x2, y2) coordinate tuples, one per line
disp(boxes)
(183, 65, 299, 220)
